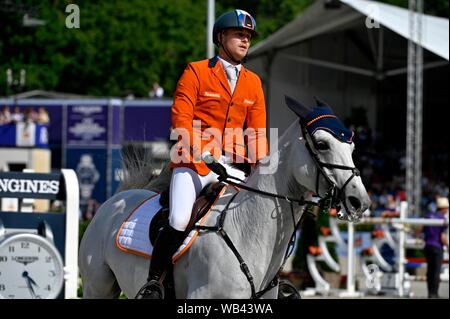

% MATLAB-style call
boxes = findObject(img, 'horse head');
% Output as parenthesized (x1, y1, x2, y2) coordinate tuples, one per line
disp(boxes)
(285, 95, 371, 222)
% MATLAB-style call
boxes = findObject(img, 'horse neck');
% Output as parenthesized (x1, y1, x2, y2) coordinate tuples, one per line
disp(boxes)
(254, 120, 314, 204)
(226, 121, 314, 285)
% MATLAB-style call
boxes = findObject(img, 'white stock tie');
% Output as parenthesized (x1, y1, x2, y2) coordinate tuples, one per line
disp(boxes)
(225, 66, 238, 94)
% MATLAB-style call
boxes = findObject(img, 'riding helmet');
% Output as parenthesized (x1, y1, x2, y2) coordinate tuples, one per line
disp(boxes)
(213, 9, 257, 45)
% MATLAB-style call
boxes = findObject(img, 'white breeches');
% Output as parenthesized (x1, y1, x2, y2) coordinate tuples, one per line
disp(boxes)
(169, 157, 246, 231)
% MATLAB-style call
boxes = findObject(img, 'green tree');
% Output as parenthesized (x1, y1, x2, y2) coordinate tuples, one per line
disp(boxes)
(1, 0, 207, 96)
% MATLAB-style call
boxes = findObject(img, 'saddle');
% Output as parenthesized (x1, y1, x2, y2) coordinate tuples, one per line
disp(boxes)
(149, 182, 226, 246)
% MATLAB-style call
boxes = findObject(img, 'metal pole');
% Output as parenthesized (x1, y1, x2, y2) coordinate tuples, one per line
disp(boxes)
(414, 0, 423, 218)
(406, 0, 416, 217)
(206, 0, 215, 58)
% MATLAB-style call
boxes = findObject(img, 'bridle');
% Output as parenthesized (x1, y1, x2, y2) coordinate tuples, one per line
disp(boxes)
(206, 123, 361, 221)
(300, 124, 361, 222)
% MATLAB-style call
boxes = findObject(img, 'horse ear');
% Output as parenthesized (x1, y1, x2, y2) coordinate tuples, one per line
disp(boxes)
(314, 96, 330, 108)
(285, 95, 311, 119)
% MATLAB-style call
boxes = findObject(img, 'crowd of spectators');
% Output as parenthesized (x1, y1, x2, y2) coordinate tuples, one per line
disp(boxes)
(351, 124, 449, 218)
(0, 105, 50, 125)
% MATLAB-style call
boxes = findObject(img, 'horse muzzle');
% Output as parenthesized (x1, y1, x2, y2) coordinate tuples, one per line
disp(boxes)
(340, 187, 371, 222)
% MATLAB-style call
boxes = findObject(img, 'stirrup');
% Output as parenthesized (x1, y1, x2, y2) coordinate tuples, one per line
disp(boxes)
(135, 280, 165, 299)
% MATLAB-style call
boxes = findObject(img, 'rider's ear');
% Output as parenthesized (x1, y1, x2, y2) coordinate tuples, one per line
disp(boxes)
(285, 95, 311, 119)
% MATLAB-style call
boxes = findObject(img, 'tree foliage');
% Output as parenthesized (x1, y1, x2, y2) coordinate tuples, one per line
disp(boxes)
(0, 0, 447, 97)
(1, 0, 207, 96)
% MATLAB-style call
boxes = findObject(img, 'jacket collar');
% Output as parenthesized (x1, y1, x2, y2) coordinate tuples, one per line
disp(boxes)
(218, 55, 242, 74)
(208, 56, 247, 96)
(208, 55, 219, 68)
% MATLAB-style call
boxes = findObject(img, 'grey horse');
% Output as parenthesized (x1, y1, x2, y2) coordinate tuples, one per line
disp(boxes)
(79, 96, 371, 298)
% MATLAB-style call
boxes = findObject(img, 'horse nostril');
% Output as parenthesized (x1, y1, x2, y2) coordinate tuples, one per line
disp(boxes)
(348, 196, 361, 211)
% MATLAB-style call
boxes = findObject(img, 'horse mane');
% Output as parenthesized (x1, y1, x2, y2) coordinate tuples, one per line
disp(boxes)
(115, 145, 172, 194)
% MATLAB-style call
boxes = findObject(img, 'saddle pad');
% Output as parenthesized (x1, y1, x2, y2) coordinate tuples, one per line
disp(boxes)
(116, 185, 230, 262)
(116, 193, 161, 258)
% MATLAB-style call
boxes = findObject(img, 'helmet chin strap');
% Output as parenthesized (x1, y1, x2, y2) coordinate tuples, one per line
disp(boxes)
(219, 32, 243, 65)
(220, 44, 242, 64)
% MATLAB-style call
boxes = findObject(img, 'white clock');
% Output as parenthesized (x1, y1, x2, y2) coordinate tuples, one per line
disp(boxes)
(0, 232, 65, 299)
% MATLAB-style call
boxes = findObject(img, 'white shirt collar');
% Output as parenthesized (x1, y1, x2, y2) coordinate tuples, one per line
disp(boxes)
(218, 56, 242, 74)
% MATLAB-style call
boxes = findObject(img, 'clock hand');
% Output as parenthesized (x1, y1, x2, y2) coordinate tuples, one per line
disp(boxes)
(23, 271, 37, 298)
(26, 274, 39, 288)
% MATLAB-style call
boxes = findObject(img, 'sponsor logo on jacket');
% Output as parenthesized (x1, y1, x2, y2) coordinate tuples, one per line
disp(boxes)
(204, 91, 221, 98)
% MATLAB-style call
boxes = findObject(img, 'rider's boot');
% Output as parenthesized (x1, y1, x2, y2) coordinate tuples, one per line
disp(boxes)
(135, 224, 185, 299)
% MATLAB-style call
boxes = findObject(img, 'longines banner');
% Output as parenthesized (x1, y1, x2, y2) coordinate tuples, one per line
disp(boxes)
(0, 172, 62, 199)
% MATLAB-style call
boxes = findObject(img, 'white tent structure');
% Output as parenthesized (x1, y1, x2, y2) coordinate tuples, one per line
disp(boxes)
(247, 0, 449, 139)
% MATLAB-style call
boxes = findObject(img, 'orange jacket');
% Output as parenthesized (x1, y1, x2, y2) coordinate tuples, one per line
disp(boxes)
(170, 56, 268, 176)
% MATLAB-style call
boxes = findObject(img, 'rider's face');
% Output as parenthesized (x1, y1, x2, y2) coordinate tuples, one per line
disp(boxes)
(219, 28, 252, 63)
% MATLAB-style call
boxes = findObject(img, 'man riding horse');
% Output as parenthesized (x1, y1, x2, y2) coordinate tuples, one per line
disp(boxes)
(136, 9, 268, 299)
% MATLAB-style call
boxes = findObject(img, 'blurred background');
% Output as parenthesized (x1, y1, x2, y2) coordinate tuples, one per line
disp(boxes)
(0, 0, 448, 299)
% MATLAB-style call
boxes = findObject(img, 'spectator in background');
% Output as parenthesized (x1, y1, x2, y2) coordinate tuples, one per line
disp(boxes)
(0, 106, 11, 124)
(123, 90, 135, 100)
(423, 197, 449, 298)
(23, 107, 37, 132)
(37, 106, 50, 125)
(11, 106, 23, 122)
(24, 107, 37, 123)
(149, 82, 164, 99)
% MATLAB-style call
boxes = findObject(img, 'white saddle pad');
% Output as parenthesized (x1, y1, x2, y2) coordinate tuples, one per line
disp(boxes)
(116, 185, 230, 262)
(116, 193, 161, 258)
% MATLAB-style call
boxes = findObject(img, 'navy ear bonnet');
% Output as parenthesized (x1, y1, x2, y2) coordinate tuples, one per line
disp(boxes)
(301, 105, 354, 144)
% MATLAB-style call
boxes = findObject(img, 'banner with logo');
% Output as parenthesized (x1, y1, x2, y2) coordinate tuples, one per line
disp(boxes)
(0, 172, 61, 199)
(67, 104, 108, 145)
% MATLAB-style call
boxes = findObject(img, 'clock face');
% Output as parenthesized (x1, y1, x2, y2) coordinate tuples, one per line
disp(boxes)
(0, 233, 64, 299)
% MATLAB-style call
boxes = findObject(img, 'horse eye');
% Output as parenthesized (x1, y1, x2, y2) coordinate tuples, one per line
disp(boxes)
(315, 142, 329, 151)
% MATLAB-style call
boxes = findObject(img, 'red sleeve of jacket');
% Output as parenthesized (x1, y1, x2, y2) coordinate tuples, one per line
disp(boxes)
(245, 75, 268, 163)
